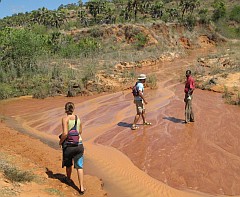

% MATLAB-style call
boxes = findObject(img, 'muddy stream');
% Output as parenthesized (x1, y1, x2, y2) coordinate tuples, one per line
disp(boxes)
(1, 49, 240, 197)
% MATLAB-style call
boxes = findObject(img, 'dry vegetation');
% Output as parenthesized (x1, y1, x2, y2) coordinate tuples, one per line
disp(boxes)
(190, 41, 240, 105)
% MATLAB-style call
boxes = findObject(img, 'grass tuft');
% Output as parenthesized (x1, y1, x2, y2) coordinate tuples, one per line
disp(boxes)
(3, 166, 34, 183)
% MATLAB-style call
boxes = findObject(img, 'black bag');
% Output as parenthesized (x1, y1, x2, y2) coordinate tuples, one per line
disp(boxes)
(132, 82, 139, 96)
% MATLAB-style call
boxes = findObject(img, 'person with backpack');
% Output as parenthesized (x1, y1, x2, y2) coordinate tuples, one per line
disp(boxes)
(131, 74, 151, 130)
(59, 102, 85, 195)
(184, 70, 195, 124)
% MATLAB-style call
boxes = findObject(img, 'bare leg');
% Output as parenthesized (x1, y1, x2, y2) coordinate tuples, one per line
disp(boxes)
(66, 166, 72, 179)
(141, 110, 146, 123)
(133, 114, 140, 125)
(77, 169, 84, 192)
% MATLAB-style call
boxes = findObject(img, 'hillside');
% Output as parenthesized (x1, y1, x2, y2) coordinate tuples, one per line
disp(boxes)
(0, 1, 240, 196)
(0, 0, 239, 102)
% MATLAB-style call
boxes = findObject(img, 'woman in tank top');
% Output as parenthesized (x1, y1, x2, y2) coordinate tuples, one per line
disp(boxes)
(59, 102, 85, 194)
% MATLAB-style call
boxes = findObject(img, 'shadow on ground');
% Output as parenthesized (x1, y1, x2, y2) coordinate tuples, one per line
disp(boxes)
(45, 168, 79, 192)
(117, 122, 132, 128)
(163, 116, 184, 124)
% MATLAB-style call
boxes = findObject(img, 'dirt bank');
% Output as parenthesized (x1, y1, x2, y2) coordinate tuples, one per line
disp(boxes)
(0, 121, 107, 197)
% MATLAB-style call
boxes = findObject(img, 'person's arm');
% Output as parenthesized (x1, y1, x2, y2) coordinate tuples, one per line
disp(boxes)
(79, 121, 83, 135)
(188, 89, 193, 95)
(187, 77, 195, 95)
(139, 90, 148, 104)
(59, 117, 68, 145)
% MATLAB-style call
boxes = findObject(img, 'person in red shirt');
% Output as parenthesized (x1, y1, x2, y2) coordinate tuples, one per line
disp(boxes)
(184, 70, 195, 124)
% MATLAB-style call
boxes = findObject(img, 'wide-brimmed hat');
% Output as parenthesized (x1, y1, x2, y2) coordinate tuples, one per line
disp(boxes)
(138, 74, 147, 80)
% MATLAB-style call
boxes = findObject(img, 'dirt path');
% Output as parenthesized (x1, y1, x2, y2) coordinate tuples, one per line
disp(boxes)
(1, 47, 240, 197)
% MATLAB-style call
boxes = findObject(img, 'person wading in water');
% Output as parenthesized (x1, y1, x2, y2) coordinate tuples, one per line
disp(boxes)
(184, 70, 195, 124)
(131, 74, 152, 130)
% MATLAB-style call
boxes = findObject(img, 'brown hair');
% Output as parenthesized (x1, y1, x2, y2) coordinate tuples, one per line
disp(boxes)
(65, 102, 75, 114)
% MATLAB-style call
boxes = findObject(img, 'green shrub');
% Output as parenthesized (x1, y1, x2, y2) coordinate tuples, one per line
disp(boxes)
(198, 9, 210, 24)
(0, 188, 17, 196)
(229, 6, 240, 23)
(222, 85, 232, 102)
(124, 26, 141, 42)
(215, 20, 240, 39)
(32, 83, 50, 99)
(60, 42, 79, 58)
(0, 28, 48, 80)
(0, 83, 14, 99)
(147, 74, 158, 89)
(4, 166, 34, 183)
(212, 0, 226, 21)
(90, 27, 104, 38)
(78, 37, 101, 57)
(134, 33, 149, 49)
(183, 15, 196, 31)
(63, 20, 78, 31)
(30, 24, 48, 34)
(82, 64, 97, 88)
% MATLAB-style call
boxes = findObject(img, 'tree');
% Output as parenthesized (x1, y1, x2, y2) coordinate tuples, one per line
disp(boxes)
(78, 0, 83, 7)
(150, 1, 164, 19)
(198, 8, 209, 24)
(179, 0, 200, 19)
(87, 0, 107, 16)
(212, 0, 226, 21)
(166, 8, 179, 22)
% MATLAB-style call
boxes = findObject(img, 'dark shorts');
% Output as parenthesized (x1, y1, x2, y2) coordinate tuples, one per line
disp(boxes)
(62, 144, 84, 169)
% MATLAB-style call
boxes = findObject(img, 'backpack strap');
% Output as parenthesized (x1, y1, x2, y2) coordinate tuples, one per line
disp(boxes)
(135, 82, 139, 91)
(73, 115, 77, 128)
(136, 82, 143, 93)
(69, 115, 78, 131)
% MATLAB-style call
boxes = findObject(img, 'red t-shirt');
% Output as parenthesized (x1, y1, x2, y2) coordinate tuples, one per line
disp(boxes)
(184, 76, 195, 94)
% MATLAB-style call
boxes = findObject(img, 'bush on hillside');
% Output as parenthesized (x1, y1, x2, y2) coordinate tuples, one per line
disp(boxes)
(147, 74, 158, 89)
(78, 37, 102, 57)
(212, 0, 226, 21)
(134, 33, 149, 49)
(0, 28, 48, 80)
(0, 84, 13, 99)
(182, 15, 197, 31)
(229, 6, 240, 23)
(198, 9, 210, 24)
(4, 166, 34, 183)
(32, 83, 50, 99)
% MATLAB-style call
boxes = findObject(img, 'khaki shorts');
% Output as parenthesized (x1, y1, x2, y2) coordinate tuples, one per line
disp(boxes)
(135, 100, 145, 114)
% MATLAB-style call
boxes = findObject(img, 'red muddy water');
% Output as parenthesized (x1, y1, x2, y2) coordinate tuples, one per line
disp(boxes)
(95, 85, 240, 196)
(1, 48, 240, 197)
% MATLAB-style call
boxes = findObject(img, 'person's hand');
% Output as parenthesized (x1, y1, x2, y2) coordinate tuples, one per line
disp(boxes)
(144, 100, 148, 104)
